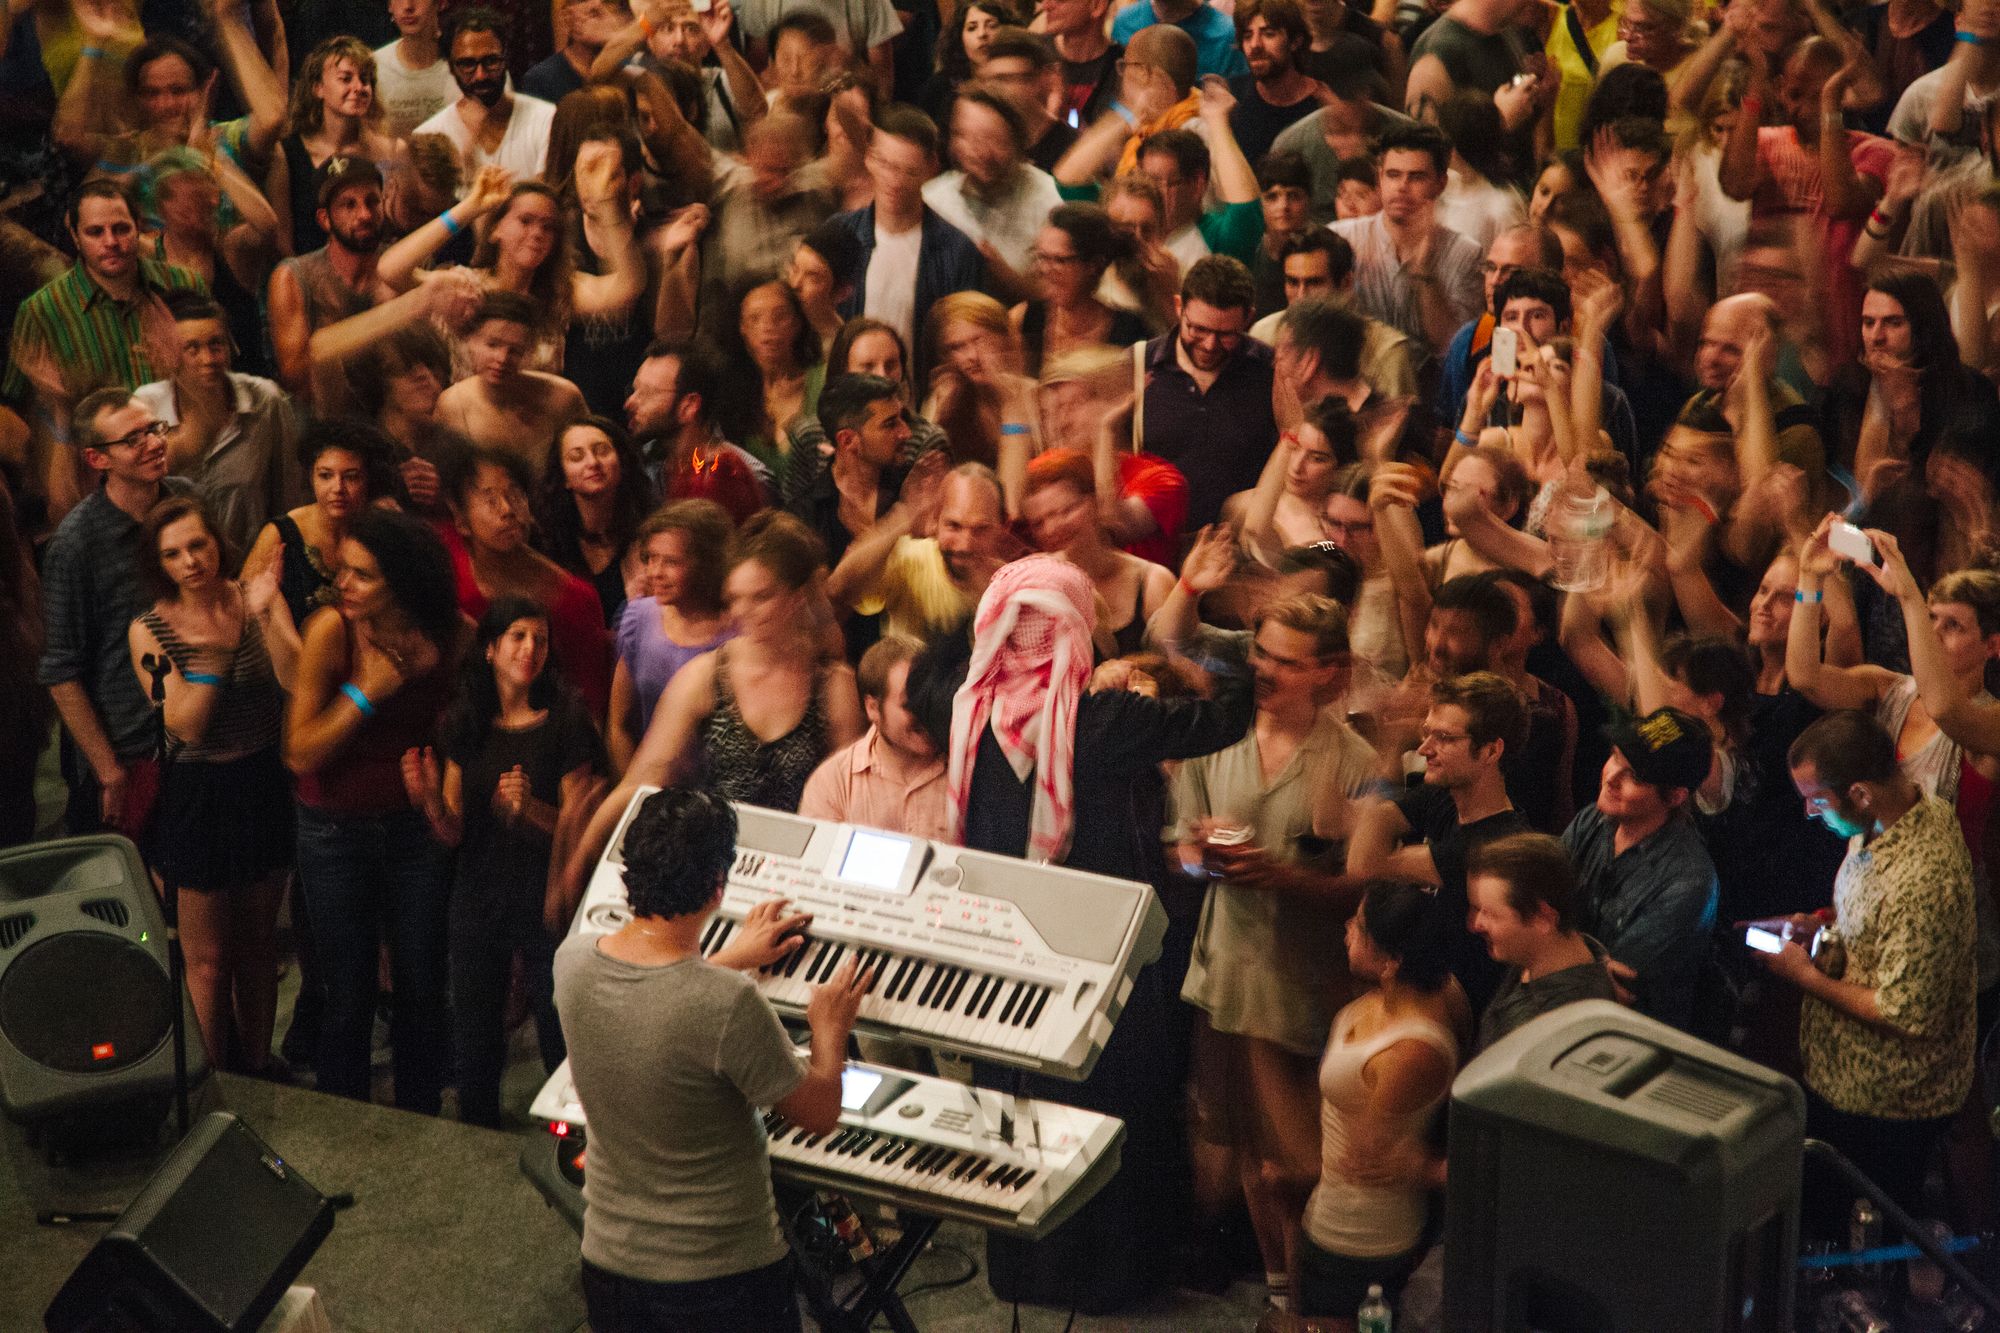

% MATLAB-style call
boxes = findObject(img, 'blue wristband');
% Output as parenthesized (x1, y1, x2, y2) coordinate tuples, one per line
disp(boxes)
(439, 210, 463, 237)
(340, 682, 377, 717)
(1794, 588, 1823, 605)
(82, 45, 109, 59)
(1110, 100, 1138, 129)
(181, 671, 222, 686)
(999, 422, 1031, 436)
(1454, 427, 1476, 447)
(1957, 30, 1986, 44)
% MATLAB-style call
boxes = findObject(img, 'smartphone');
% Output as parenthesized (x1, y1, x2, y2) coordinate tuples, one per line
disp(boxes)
(1828, 520, 1879, 568)
(1744, 925, 1786, 954)
(692, 0, 713, 11)
(1490, 325, 1519, 379)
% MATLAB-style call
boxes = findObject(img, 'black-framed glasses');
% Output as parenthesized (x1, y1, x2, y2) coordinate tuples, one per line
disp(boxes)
(452, 55, 508, 74)
(102, 421, 168, 451)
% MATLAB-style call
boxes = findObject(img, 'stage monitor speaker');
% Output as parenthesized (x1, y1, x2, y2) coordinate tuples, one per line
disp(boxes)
(1443, 1001, 1803, 1333)
(0, 836, 207, 1123)
(44, 1110, 334, 1333)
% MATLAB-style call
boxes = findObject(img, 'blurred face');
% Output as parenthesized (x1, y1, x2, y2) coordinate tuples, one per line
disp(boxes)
(1468, 874, 1536, 965)
(86, 401, 169, 485)
(1140, 148, 1205, 232)
(740, 282, 803, 370)
(1323, 492, 1377, 565)
(1022, 479, 1095, 552)
(866, 132, 934, 212)
(157, 514, 222, 594)
(1040, 0, 1105, 39)
(1617, 0, 1682, 67)
(1106, 189, 1162, 247)
(564, 0, 631, 48)
(1286, 426, 1339, 498)
(1499, 296, 1560, 347)
(961, 5, 1003, 61)
(467, 317, 533, 385)
(938, 317, 1006, 379)
(388, 0, 438, 38)
(772, 30, 833, 98)
(1425, 607, 1491, 678)
(626, 354, 684, 437)
(1860, 290, 1914, 363)
(1654, 426, 1739, 502)
(1031, 224, 1097, 304)
(312, 447, 369, 520)
(844, 329, 905, 385)
(487, 615, 550, 689)
(335, 537, 391, 619)
(746, 122, 808, 201)
(787, 241, 838, 312)
(1335, 175, 1379, 220)
(317, 57, 375, 119)
(492, 192, 560, 271)
(937, 474, 1004, 580)
(868, 660, 935, 758)
(156, 172, 219, 236)
(1378, 149, 1442, 225)
(1250, 619, 1333, 709)
(1493, 580, 1538, 664)
(1694, 305, 1756, 390)
(1747, 555, 1797, 650)
(1596, 748, 1672, 824)
(1481, 231, 1541, 309)
(458, 460, 530, 552)
(952, 98, 1019, 191)
(560, 424, 620, 497)
(322, 183, 385, 253)
(1527, 161, 1572, 224)
(844, 397, 911, 467)
(449, 30, 509, 105)
(1261, 182, 1310, 240)
(1792, 759, 1869, 838)
(1283, 250, 1335, 305)
(653, 10, 708, 62)
(71, 196, 139, 284)
(1931, 600, 2000, 676)
(136, 52, 201, 136)
(1177, 297, 1250, 373)
(726, 556, 805, 640)
(1443, 455, 1507, 534)
(641, 528, 694, 602)
(383, 359, 443, 421)
(1417, 702, 1487, 788)
(174, 316, 231, 390)
(1118, 57, 1173, 118)
(978, 54, 1049, 119)
(1241, 15, 1297, 79)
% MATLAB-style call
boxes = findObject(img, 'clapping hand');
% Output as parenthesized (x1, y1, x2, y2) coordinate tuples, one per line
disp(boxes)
(464, 163, 515, 215)
(400, 745, 443, 809)
(241, 546, 282, 618)
(493, 763, 530, 823)
(1178, 524, 1238, 597)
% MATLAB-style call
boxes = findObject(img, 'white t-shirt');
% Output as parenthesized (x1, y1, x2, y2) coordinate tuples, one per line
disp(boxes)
(920, 166, 1063, 274)
(1163, 223, 1210, 275)
(866, 220, 923, 352)
(415, 93, 557, 182)
(372, 40, 460, 138)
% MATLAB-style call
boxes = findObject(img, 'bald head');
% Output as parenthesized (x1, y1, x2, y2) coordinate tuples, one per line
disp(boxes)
(1127, 25, 1197, 97)
(1696, 293, 1781, 391)
(938, 464, 1006, 583)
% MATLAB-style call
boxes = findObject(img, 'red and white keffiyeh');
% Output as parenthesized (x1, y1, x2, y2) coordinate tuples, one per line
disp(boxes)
(945, 556, 1097, 864)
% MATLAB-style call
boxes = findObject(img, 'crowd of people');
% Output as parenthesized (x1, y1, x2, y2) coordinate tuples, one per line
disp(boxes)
(4, 0, 1999, 1323)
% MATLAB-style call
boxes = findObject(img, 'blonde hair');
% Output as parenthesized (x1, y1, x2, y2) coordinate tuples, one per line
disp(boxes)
(287, 37, 380, 138)
(1931, 569, 2000, 637)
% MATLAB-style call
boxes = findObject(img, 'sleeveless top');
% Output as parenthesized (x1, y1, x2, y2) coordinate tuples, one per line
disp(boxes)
(1019, 300, 1152, 376)
(294, 622, 457, 815)
(281, 246, 374, 332)
(1303, 1000, 1457, 1259)
(1108, 573, 1147, 659)
(273, 513, 340, 630)
(615, 596, 733, 739)
(698, 643, 830, 813)
(152, 236, 268, 377)
(137, 607, 283, 761)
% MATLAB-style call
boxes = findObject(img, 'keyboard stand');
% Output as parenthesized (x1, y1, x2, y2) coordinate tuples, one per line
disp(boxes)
(782, 1194, 942, 1333)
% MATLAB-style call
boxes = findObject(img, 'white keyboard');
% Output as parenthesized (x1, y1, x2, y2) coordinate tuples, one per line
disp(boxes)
(528, 1057, 1124, 1241)
(574, 793, 1168, 1081)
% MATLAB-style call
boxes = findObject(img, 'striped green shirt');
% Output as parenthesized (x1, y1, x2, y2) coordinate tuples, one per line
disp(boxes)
(4, 257, 207, 405)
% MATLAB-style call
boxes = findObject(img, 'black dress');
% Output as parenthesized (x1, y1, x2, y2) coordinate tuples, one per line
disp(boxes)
(271, 513, 339, 630)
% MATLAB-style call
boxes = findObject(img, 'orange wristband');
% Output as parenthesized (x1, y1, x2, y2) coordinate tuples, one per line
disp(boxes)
(637, 12, 656, 36)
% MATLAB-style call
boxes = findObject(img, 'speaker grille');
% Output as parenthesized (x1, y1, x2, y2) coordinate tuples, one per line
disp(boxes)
(80, 898, 130, 928)
(0, 912, 31, 949)
(0, 934, 171, 1073)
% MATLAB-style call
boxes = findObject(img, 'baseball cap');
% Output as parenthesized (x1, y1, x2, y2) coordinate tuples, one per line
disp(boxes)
(318, 157, 384, 210)
(1604, 707, 1712, 794)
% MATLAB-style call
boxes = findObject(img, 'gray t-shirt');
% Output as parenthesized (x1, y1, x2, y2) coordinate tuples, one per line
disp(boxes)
(553, 938, 806, 1283)
(738, 0, 902, 49)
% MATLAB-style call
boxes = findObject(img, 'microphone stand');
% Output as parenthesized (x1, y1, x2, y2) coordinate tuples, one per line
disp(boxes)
(141, 652, 192, 1141)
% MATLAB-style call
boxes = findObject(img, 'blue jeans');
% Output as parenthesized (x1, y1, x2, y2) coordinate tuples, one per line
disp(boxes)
(581, 1256, 800, 1332)
(294, 803, 452, 1113)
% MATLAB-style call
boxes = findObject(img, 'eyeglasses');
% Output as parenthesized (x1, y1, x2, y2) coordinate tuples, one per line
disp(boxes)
(1113, 59, 1160, 80)
(1030, 249, 1087, 266)
(101, 421, 168, 451)
(1479, 261, 1523, 280)
(1180, 318, 1245, 348)
(451, 55, 508, 74)
(1419, 728, 1473, 747)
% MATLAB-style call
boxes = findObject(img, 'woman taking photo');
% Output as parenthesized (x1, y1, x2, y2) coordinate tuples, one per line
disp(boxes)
(1011, 203, 1152, 376)
(535, 416, 653, 628)
(717, 274, 827, 495)
(128, 497, 296, 1076)
(609, 501, 735, 775)
(1298, 881, 1458, 1324)
(242, 421, 403, 661)
(283, 508, 466, 1113)
(569, 512, 863, 880)
(268, 37, 406, 255)
(402, 597, 608, 1127)
(1021, 449, 1177, 659)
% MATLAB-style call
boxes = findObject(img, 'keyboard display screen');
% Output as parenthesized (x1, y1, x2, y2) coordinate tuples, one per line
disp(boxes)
(838, 830, 917, 894)
(840, 1067, 884, 1110)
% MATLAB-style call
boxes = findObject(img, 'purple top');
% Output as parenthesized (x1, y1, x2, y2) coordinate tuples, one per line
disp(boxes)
(615, 596, 733, 739)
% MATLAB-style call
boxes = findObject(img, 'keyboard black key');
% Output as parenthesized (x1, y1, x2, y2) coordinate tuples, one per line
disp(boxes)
(966, 974, 992, 1014)
(870, 1139, 897, 1161)
(1025, 986, 1052, 1028)
(784, 939, 816, 978)
(1009, 985, 1042, 1026)
(895, 961, 926, 1002)
(945, 969, 972, 1011)
(821, 943, 848, 979)
(916, 965, 943, 1008)
(998, 981, 1024, 1025)
(977, 979, 1003, 1019)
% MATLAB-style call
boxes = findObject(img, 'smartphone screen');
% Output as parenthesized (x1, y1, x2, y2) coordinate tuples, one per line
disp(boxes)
(1490, 326, 1518, 378)
(1744, 926, 1785, 954)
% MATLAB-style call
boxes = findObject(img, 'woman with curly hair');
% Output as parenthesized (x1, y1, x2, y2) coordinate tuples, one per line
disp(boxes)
(268, 36, 407, 254)
(535, 415, 654, 626)
(917, 0, 1018, 125)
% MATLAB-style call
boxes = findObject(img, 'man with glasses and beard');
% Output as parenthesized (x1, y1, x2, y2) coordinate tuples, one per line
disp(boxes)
(1136, 256, 1280, 528)
(416, 7, 558, 178)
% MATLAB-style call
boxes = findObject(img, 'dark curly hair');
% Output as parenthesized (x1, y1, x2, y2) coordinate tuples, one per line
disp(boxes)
(534, 416, 652, 578)
(621, 787, 739, 918)
(295, 417, 402, 504)
(346, 508, 463, 652)
(445, 595, 565, 754)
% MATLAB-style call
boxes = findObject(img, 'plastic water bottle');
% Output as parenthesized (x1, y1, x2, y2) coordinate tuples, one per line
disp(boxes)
(1548, 483, 1614, 592)
(1358, 1283, 1392, 1333)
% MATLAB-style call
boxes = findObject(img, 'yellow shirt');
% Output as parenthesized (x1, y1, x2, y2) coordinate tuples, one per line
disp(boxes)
(1546, 1, 1624, 152)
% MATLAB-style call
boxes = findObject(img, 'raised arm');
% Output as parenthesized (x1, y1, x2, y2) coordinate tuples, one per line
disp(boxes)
(1785, 518, 1898, 710)
(1145, 523, 1235, 650)
(1870, 529, 2000, 757)
(1054, 106, 1135, 187)
(1717, 48, 1767, 203)
(53, 0, 142, 164)
(569, 141, 647, 318)
(1814, 57, 1882, 222)
(1196, 78, 1258, 205)
(1371, 463, 1434, 667)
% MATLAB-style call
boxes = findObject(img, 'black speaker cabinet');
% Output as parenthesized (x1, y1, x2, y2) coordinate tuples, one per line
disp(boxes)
(44, 1110, 335, 1333)
(0, 837, 208, 1122)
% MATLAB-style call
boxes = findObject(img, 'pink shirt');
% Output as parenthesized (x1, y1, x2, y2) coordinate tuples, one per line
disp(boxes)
(798, 728, 950, 843)
(1754, 125, 1896, 369)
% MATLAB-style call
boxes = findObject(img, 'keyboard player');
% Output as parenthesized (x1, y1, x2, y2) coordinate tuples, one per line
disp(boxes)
(553, 787, 871, 1333)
